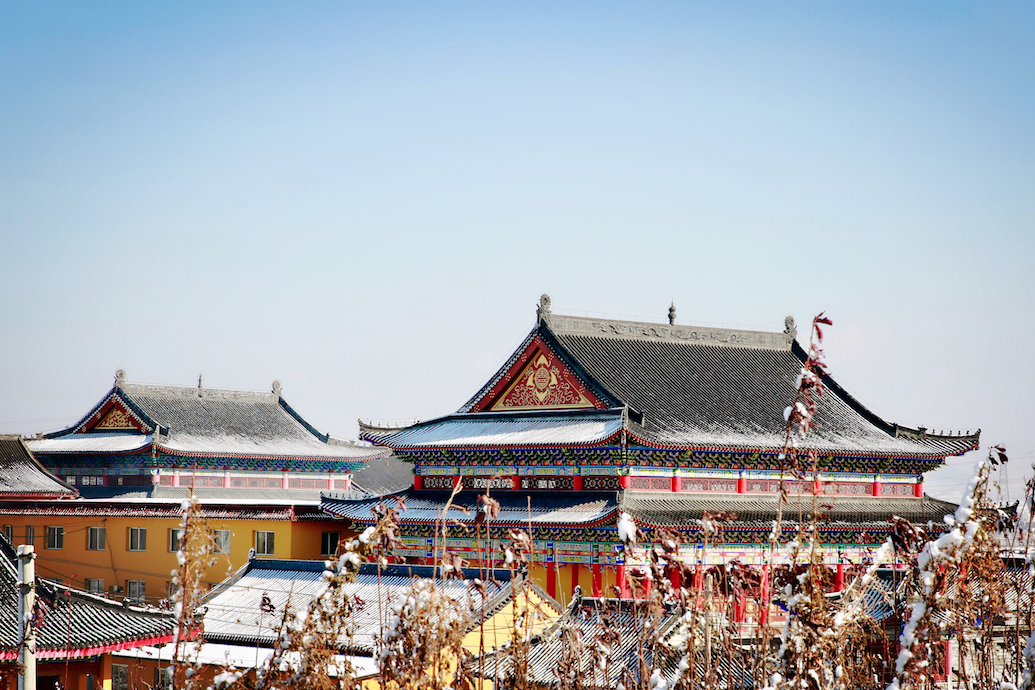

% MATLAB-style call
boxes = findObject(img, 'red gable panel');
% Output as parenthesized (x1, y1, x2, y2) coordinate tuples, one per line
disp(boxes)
(469, 337, 606, 412)
(81, 398, 149, 433)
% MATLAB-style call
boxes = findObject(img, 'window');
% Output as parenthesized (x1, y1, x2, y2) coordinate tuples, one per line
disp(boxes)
(321, 531, 341, 557)
(255, 531, 275, 556)
(45, 526, 64, 550)
(112, 664, 128, 690)
(87, 526, 106, 551)
(127, 580, 145, 604)
(1, 526, 11, 543)
(128, 527, 147, 551)
(86, 578, 104, 594)
(169, 528, 184, 552)
(25, 526, 34, 545)
(213, 529, 231, 554)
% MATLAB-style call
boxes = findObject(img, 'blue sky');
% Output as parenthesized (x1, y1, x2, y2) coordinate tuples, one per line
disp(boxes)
(1, 2, 1032, 500)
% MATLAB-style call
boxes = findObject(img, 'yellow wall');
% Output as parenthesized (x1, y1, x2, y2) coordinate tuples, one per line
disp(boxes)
(0, 514, 356, 604)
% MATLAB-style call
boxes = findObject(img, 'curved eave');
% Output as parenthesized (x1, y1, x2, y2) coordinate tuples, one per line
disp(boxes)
(623, 429, 978, 462)
(338, 511, 621, 529)
(388, 429, 625, 453)
(151, 443, 381, 464)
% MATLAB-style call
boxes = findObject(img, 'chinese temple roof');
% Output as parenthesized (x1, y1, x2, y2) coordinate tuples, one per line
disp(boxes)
(0, 436, 77, 499)
(619, 492, 959, 530)
(30, 371, 388, 464)
(321, 489, 620, 527)
(201, 560, 534, 653)
(0, 537, 175, 660)
(366, 300, 979, 461)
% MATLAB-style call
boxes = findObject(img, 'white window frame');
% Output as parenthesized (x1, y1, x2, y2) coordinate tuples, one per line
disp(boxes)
(86, 578, 105, 594)
(255, 530, 275, 556)
(25, 525, 34, 545)
(213, 529, 231, 555)
(45, 526, 64, 550)
(87, 526, 106, 551)
(169, 528, 184, 552)
(128, 527, 147, 552)
(321, 531, 341, 557)
(127, 580, 146, 604)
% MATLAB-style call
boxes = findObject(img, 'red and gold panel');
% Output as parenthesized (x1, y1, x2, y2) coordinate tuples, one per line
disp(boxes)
(470, 337, 607, 412)
(82, 399, 149, 433)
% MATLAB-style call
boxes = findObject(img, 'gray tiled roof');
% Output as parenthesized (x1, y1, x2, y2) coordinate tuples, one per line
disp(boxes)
(321, 490, 620, 526)
(0, 536, 174, 659)
(368, 409, 625, 449)
(201, 560, 518, 652)
(0, 499, 324, 521)
(436, 312, 978, 460)
(348, 454, 414, 496)
(620, 492, 959, 528)
(35, 379, 388, 462)
(0, 436, 76, 498)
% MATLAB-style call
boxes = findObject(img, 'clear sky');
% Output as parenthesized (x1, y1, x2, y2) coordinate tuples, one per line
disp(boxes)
(2, 2, 1032, 501)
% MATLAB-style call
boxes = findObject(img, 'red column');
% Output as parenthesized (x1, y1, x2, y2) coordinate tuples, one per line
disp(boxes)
(760, 564, 770, 625)
(872, 478, 882, 497)
(616, 563, 628, 598)
(282, 472, 290, 490)
(619, 475, 631, 489)
(668, 564, 682, 591)
(413, 474, 423, 490)
(737, 474, 747, 494)
(573, 475, 583, 491)
(835, 562, 845, 592)
(511, 474, 521, 491)
(671, 475, 681, 492)
(943, 639, 952, 681)
(734, 592, 745, 622)
(452, 475, 462, 490)
(571, 563, 580, 597)
(914, 481, 924, 498)
(592, 562, 603, 597)
(693, 563, 703, 590)
(547, 561, 556, 600)
(812, 477, 822, 495)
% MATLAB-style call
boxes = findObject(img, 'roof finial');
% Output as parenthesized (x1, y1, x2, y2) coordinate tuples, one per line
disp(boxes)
(272, 380, 282, 396)
(668, 301, 677, 325)
(537, 293, 552, 321)
(114, 368, 126, 387)
(783, 315, 797, 340)
(197, 372, 204, 396)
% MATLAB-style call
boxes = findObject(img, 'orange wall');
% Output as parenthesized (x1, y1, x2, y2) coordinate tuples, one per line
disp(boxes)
(0, 514, 357, 604)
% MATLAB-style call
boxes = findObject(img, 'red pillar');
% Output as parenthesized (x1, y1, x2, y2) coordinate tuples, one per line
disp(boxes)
(914, 481, 924, 498)
(943, 639, 952, 681)
(573, 475, 583, 491)
(835, 561, 845, 592)
(671, 475, 681, 492)
(668, 564, 682, 591)
(693, 563, 703, 590)
(616, 563, 628, 598)
(511, 474, 521, 491)
(592, 562, 603, 598)
(760, 564, 770, 625)
(452, 475, 462, 490)
(413, 474, 423, 490)
(619, 475, 631, 489)
(737, 474, 747, 494)
(734, 592, 745, 622)
(812, 477, 822, 495)
(571, 563, 580, 597)
(547, 560, 556, 600)
(872, 478, 882, 497)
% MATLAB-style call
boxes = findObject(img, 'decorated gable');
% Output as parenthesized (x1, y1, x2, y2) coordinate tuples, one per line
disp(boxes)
(471, 338, 605, 412)
(82, 399, 149, 433)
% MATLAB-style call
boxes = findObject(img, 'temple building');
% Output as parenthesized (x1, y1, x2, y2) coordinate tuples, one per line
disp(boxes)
(27, 370, 390, 500)
(326, 296, 979, 602)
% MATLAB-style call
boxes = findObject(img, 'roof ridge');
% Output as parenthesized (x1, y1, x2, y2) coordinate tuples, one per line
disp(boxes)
(119, 381, 279, 402)
(543, 312, 794, 351)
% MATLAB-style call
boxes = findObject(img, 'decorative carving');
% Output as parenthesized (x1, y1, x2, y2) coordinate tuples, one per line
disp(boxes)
(537, 293, 552, 320)
(668, 302, 676, 325)
(490, 347, 598, 411)
(783, 315, 797, 340)
(547, 314, 792, 350)
(272, 380, 282, 396)
(114, 369, 127, 387)
(94, 407, 136, 430)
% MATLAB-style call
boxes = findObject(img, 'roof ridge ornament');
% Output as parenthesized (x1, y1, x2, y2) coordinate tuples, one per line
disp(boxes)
(668, 302, 676, 326)
(272, 380, 282, 396)
(784, 315, 797, 340)
(537, 293, 552, 322)
(197, 372, 204, 397)
(114, 369, 126, 388)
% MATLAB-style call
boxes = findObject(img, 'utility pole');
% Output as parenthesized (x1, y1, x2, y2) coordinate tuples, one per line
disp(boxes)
(17, 545, 37, 690)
